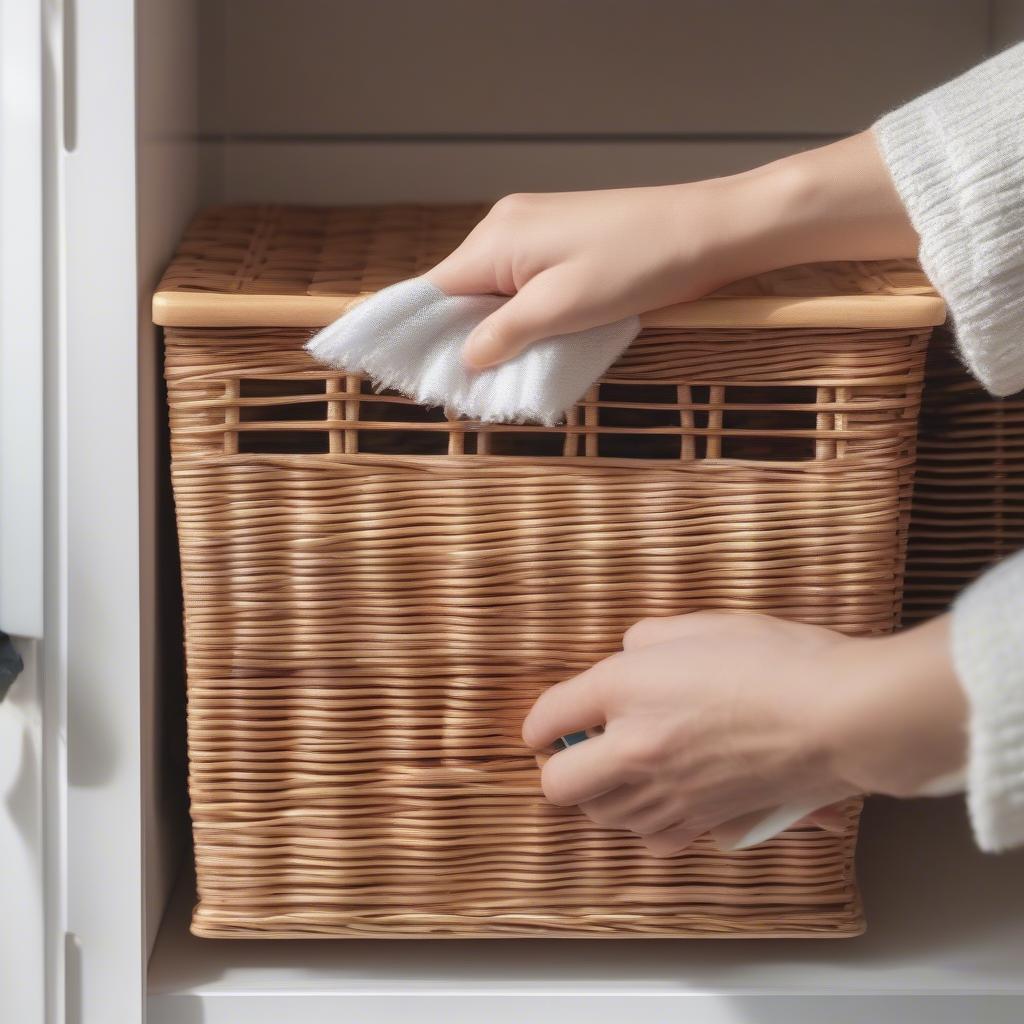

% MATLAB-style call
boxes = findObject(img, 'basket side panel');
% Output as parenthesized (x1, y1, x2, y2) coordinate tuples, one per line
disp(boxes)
(164, 324, 929, 938)
(174, 455, 873, 938)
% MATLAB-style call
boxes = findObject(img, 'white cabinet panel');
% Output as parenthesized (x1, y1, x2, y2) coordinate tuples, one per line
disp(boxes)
(0, 0, 44, 640)
(63, 0, 145, 1020)
(60, 0, 204, 1014)
(1, 0, 47, 1018)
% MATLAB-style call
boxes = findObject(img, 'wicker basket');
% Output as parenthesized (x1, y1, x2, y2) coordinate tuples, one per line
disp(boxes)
(154, 204, 944, 939)
(903, 329, 1024, 624)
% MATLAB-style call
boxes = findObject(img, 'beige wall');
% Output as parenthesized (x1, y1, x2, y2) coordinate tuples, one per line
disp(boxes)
(198, 0, 1017, 203)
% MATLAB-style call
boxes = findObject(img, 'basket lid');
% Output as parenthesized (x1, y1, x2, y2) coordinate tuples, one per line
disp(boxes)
(153, 204, 945, 330)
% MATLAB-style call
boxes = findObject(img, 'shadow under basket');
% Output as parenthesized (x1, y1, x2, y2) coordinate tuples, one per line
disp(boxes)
(155, 204, 945, 939)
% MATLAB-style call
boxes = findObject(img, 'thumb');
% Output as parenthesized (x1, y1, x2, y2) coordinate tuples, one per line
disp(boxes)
(462, 267, 590, 370)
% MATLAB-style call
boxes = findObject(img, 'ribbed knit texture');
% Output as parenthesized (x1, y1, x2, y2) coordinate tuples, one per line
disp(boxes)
(951, 550, 1024, 851)
(874, 42, 1024, 397)
(874, 43, 1024, 852)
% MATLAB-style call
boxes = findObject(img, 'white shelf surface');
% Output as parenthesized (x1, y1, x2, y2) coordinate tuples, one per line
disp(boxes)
(147, 795, 1024, 1023)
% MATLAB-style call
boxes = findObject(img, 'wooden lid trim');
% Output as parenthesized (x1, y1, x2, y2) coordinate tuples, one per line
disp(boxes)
(153, 289, 945, 331)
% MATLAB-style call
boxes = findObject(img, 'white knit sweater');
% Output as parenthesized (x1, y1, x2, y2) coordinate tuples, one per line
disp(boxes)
(873, 42, 1024, 853)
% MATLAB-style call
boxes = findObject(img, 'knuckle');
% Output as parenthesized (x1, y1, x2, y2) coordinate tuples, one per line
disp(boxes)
(730, 610, 772, 631)
(581, 803, 618, 828)
(613, 729, 657, 776)
(622, 617, 657, 650)
(687, 610, 728, 630)
(579, 658, 616, 712)
(539, 761, 575, 807)
(645, 720, 677, 763)
(643, 829, 699, 858)
(521, 690, 554, 745)
(621, 812, 655, 834)
(683, 814, 711, 834)
(642, 837, 680, 859)
(631, 806, 677, 836)
(540, 267, 587, 308)
(490, 192, 531, 219)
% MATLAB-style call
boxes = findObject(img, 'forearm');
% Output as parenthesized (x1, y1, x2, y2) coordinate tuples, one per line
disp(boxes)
(819, 614, 969, 799)
(693, 131, 920, 289)
(426, 131, 924, 368)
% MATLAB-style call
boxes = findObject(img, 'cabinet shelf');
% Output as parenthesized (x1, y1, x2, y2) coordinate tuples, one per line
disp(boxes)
(147, 796, 1024, 1023)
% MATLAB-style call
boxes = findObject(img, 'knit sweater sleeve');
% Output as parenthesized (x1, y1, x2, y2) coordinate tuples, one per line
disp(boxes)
(873, 41, 1024, 396)
(872, 43, 1024, 853)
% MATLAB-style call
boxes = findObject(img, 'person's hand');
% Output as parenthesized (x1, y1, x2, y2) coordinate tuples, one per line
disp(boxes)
(521, 611, 967, 856)
(426, 182, 759, 369)
(425, 131, 919, 370)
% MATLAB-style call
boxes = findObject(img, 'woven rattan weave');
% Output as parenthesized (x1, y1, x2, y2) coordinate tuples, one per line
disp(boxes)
(903, 330, 1024, 624)
(156, 204, 941, 939)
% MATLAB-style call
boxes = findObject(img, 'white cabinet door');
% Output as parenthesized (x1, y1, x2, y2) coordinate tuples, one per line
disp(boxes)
(61, 0, 146, 1020)
(4, 0, 147, 1021)
(0, 0, 44, 640)
(1, 0, 47, 1020)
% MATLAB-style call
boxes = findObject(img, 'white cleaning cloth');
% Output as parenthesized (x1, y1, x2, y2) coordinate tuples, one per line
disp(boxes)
(304, 276, 641, 426)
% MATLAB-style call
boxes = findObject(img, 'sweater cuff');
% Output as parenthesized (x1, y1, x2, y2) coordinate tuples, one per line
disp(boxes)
(872, 42, 1024, 398)
(951, 549, 1024, 852)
